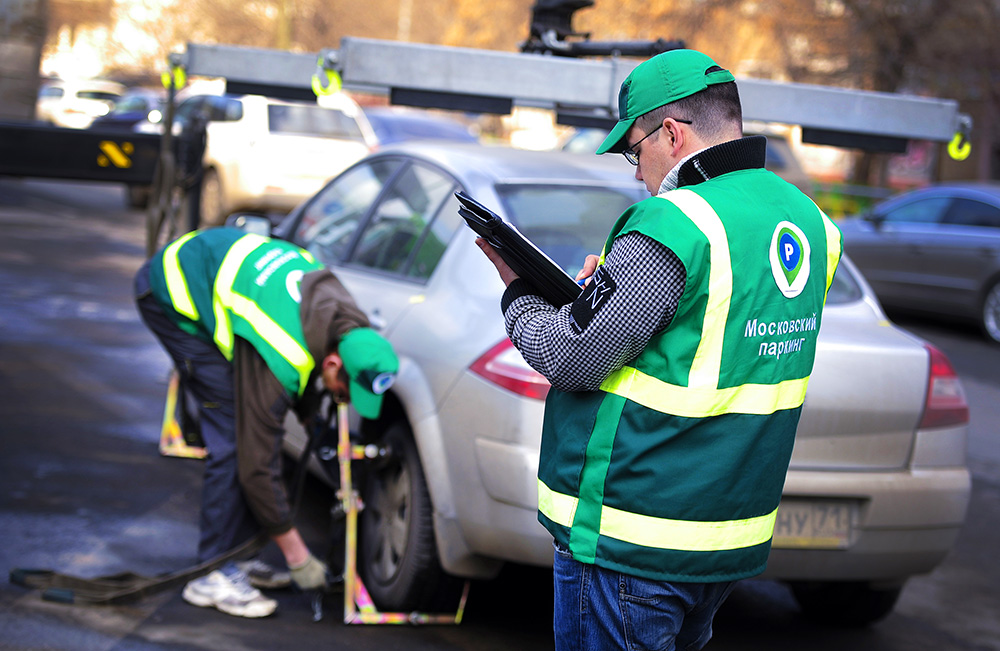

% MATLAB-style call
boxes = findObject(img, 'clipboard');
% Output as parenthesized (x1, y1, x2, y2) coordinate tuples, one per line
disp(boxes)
(456, 190, 582, 307)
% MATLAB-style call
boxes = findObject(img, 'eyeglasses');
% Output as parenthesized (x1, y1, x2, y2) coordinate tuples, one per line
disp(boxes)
(622, 118, 692, 165)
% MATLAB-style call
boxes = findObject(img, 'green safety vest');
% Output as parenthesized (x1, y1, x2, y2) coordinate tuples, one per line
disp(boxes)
(537, 169, 843, 582)
(148, 228, 324, 397)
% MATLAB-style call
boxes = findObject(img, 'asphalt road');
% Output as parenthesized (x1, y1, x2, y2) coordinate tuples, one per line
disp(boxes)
(1, 177, 998, 651)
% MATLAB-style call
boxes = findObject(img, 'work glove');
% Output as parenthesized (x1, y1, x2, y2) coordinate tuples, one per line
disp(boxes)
(289, 553, 329, 591)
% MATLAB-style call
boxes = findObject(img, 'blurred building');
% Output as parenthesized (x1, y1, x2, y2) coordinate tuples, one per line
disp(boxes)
(0, 0, 46, 121)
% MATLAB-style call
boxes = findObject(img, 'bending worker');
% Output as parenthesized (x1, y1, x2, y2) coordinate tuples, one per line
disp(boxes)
(135, 227, 398, 618)
(477, 49, 842, 649)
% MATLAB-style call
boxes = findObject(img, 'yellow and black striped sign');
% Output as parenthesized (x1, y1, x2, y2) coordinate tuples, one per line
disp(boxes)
(97, 140, 134, 169)
(0, 123, 159, 183)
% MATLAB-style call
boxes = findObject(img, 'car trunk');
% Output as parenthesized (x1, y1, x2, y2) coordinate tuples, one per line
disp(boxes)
(791, 304, 928, 471)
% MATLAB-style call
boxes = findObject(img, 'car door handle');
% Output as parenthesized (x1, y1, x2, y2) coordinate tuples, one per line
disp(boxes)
(368, 309, 387, 332)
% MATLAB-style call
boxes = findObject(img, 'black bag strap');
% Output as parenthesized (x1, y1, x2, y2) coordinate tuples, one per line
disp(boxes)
(9, 397, 340, 605)
(10, 533, 266, 605)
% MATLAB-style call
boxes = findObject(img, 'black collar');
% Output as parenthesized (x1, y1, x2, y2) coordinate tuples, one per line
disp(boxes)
(676, 135, 768, 188)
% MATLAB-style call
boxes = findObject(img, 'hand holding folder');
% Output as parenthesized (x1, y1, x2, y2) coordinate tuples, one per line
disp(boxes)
(456, 191, 583, 307)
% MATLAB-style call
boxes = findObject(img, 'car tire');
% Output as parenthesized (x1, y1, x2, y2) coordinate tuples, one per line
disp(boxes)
(200, 168, 225, 227)
(980, 278, 1000, 345)
(790, 581, 903, 627)
(359, 420, 452, 612)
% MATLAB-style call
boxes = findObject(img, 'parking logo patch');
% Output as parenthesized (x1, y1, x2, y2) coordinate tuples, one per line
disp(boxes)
(769, 221, 811, 298)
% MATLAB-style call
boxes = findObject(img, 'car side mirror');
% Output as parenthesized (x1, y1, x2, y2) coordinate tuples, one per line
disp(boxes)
(226, 213, 273, 236)
(862, 212, 886, 229)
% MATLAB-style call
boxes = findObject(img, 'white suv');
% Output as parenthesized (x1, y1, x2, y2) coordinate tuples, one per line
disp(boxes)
(136, 92, 377, 223)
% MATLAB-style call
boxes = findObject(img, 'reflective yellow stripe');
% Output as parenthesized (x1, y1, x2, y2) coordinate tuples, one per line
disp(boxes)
(601, 365, 807, 417)
(538, 480, 775, 552)
(659, 190, 731, 387)
(601, 503, 777, 552)
(229, 293, 314, 394)
(537, 478, 578, 529)
(820, 210, 842, 293)
(212, 234, 268, 359)
(213, 299, 232, 359)
(162, 231, 200, 320)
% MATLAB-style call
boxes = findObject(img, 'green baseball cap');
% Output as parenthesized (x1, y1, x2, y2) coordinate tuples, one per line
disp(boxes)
(596, 49, 735, 155)
(338, 327, 399, 420)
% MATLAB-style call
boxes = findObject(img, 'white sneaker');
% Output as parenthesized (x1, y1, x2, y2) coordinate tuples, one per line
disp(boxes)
(237, 559, 292, 590)
(182, 569, 278, 618)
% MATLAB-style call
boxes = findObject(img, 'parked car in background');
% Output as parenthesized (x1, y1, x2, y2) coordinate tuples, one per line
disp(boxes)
(839, 182, 1000, 344)
(362, 106, 479, 145)
(134, 92, 376, 221)
(36, 79, 125, 129)
(560, 124, 813, 195)
(250, 142, 969, 626)
(90, 87, 165, 132)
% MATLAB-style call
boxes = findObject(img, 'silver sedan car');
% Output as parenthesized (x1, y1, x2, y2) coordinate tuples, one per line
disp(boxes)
(838, 182, 1000, 344)
(267, 142, 970, 626)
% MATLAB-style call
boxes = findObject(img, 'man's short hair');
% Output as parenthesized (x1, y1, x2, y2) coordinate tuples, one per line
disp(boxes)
(636, 82, 743, 142)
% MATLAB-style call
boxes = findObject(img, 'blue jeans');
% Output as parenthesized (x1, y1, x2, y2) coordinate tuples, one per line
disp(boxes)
(553, 543, 735, 651)
(135, 261, 260, 563)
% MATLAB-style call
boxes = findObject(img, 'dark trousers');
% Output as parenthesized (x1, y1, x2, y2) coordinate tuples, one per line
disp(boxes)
(135, 261, 259, 563)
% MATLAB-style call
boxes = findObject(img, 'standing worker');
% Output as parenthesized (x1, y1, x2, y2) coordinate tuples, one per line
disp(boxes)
(477, 49, 842, 649)
(135, 227, 398, 618)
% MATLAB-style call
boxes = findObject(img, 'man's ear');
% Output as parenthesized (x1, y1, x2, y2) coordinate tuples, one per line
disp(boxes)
(665, 117, 685, 154)
(322, 352, 342, 373)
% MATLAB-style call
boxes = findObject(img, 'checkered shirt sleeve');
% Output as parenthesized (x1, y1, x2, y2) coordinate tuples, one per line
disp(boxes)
(502, 231, 686, 392)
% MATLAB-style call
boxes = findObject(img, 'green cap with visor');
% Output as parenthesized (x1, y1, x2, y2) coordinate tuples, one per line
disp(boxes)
(596, 49, 735, 155)
(338, 327, 399, 420)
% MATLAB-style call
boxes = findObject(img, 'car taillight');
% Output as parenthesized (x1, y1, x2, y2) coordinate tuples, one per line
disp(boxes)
(919, 343, 969, 429)
(469, 339, 550, 400)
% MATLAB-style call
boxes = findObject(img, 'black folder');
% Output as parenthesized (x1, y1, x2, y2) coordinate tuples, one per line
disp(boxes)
(456, 191, 583, 307)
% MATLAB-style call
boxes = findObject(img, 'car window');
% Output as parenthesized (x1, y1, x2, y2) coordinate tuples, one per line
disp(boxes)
(825, 263, 864, 305)
(881, 196, 950, 224)
(349, 163, 458, 279)
(407, 193, 464, 280)
(114, 96, 153, 112)
(77, 90, 120, 102)
(292, 158, 404, 265)
(207, 96, 243, 121)
(497, 184, 646, 277)
(174, 97, 206, 122)
(942, 198, 1000, 228)
(267, 104, 363, 139)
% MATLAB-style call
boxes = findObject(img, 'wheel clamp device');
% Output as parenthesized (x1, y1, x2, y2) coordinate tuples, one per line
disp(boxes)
(333, 400, 471, 625)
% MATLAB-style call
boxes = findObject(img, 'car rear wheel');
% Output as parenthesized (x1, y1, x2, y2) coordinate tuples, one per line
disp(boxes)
(981, 279, 1000, 344)
(359, 420, 452, 612)
(790, 581, 903, 627)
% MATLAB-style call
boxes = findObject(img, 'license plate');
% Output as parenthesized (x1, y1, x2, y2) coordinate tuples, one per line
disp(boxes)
(771, 500, 854, 549)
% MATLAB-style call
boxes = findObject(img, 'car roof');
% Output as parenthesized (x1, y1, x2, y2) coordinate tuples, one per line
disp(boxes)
(363, 107, 477, 144)
(368, 141, 647, 189)
(882, 182, 1000, 207)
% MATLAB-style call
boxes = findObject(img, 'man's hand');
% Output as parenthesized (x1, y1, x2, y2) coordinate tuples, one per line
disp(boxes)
(576, 254, 600, 287)
(475, 237, 520, 287)
(289, 553, 329, 591)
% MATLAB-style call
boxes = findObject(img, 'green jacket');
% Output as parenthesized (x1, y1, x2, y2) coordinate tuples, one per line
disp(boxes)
(148, 227, 324, 397)
(538, 167, 843, 582)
